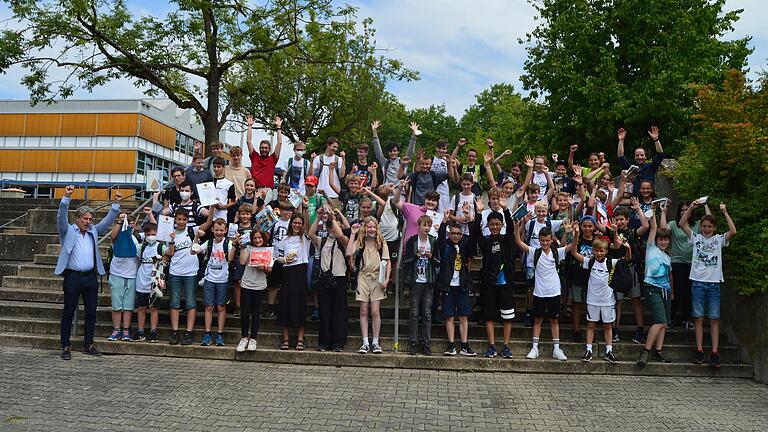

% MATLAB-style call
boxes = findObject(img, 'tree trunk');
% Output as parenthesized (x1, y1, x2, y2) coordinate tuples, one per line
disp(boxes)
(203, 78, 221, 157)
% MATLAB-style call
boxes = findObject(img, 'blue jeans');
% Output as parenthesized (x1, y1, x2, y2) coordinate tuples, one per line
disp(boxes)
(691, 281, 721, 319)
(168, 275, 197, 310)
(203, 280, 228, 306)
(60, 271, 99, 349)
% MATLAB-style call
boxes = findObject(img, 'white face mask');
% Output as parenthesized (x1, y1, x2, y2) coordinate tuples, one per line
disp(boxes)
(145, 235, 158, 244)
(180, 191, 191, 200)
(294, 150, 305, 158)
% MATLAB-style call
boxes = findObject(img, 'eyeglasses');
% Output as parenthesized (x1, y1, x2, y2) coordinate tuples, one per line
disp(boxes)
(449, 231, 463, 236)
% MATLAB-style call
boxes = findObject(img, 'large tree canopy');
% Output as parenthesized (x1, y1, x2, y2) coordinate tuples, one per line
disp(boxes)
(520, 0, 752, 156)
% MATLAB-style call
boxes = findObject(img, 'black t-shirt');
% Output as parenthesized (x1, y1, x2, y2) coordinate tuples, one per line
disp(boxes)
(346, 160, 372, 188)
(458, 163, 485, 196)
(553, 175, 576, 195)
(163, 186, 183, 207)
(341, 190, 361, 224)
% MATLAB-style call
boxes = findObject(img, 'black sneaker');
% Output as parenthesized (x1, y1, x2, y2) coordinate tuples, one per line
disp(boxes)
(632, 329, 645, 345)
(148, 330, 159, 343)
(132, 331, 146, 342)
(181, 331, 194, 345)
(82, 344, 101, 356)
(581, 349, 593, 362)
(423, 344, 432, 356)
(604, 351, 618, 364)
(709, 351, 721, 369)
(409, 342, 418, 356)
(61, 346, 71, 361)
(653, 350, 671, 363)
(522, 312, 533, 327)
(444, 343, 457, 356)
(169, 331, 180, 345)
(460, 344, 476, 357)
(693, 350, 706, 364)
(636, 349, 649, 367)
(612, 331, 620, 343)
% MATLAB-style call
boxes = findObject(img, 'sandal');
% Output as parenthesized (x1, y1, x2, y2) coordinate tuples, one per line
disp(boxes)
(280, 340, 290, 350)
(295, 340, 305, 351)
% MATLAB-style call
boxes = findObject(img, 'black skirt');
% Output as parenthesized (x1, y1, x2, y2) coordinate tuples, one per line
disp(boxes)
(277, 263, 308, 329)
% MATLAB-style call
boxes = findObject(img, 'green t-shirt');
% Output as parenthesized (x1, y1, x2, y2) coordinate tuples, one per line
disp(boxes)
(668, 220, 699, 264)
(306, 194, 326, 226)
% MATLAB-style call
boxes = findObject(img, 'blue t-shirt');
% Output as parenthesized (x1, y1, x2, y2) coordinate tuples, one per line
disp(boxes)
(644, 242, 671, 290)
(496, 264, 507, 285)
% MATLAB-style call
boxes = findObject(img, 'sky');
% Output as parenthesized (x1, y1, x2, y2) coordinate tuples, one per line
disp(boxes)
(0, 0, 766, 126)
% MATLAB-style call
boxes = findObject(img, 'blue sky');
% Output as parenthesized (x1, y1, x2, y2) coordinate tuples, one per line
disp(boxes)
(0, 0, 765, 120)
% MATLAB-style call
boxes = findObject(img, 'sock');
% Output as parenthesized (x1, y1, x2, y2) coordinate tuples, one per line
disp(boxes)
(372, 337, 379, 346)
(363, 337, 369, 345)
(606, 345, 613, 353)
(532, 337, 539, 349)
(553, 339, 560, 350)
(586, 344, 593, 353)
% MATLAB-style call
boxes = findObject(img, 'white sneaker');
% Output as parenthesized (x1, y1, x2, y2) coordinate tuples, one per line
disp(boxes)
(236, 338, 248, 353)
(526, 346, 540, 359)
(553, 347, 568, 361)
(247, 339, 257, 351)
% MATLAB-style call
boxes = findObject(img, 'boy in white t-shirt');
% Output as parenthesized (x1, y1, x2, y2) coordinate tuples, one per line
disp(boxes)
(106, 213, 141, 342)
(515, 220, 574, 361)
(571, 235, 632, 363)
(448, 173, 477, 236)
(522, 200, 564, 326)
(133, 220, 167, 343)
(200, 219, 237, 347)
(680, 200, 737, 368)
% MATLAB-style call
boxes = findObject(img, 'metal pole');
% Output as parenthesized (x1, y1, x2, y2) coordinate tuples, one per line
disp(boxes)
(393, 237, 405, 353)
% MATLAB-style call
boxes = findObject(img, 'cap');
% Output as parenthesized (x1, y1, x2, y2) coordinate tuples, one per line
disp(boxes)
(305, 176, 319, 186)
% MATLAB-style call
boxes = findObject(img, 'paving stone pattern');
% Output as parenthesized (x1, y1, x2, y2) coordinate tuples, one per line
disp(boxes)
(0, 346, 766, 431)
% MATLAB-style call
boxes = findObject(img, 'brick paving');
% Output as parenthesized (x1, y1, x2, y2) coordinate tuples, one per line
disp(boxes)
(0, 346, 766, 431)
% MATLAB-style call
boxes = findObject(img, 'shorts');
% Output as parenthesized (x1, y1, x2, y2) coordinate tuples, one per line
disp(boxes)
(387, 240, 401, 262)
(167, 274, 197, 310)
(442, 286, 471, 319)
(569, 284, 585, 303)
(134, 292, 156, 308)
(203, 280, 228, 306)
(645, 284, 672, 325)
(691, 281, 721, 319)
(355, 279, 386, 302)
(614, 265, 642, 300)
(480, 283, 515, 321)
(532, 295, 561, 319)
(586, 304, 616, 323)
(109, 275, 136, 311)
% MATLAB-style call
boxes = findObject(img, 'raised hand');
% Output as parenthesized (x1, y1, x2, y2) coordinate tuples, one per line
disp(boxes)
(485, 138, 494, 147)
(302, 196, 309, 207)
(371, 120, 381, 132)
(369, 161, 378, 172)
(409, 122, 419, 133)
(193, 140, 203, 151)
(648, 126, 660, 141)
(617, 128, 626, 141)
(339, 151, 346, 159)
(310, 151, 317, 160)
(64, 185, 75, 197)
(551, 153, 559, 162)
(719, 202, 727, 212)
(400, 156, 411, 166)
(118, 213, 127, 223)
(484, 151, 493, 165)
(570, 144, 578, 152)
(329, 159, 337, 170)
(499, 195, 509, 209)
(458, 138, 467, 147)
(246, 115, 254, 126)
(524, 155, 534, 168)
(114, 192, 123, 202)
(143, 206, 152, 215)
(415, 148, 424, 161)
(630, 197, 640, 210)
(443, 208, 451, 221)
(475, 196, 485, 212)
(274, 116, 283, 129)
(350, 223, 360, 235)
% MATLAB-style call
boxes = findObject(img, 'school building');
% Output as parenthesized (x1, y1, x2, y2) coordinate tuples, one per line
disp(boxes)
(0, 99, 212, 199)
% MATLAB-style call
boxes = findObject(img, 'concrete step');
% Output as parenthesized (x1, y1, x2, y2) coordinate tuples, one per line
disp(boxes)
(46, 243, 110, 256)
(1, 315, 741, 364)
(0, 331, 752, 378)
(0, 233, 59, 262)
(0, 299, 721, 345)
(33, 254, 59, 265)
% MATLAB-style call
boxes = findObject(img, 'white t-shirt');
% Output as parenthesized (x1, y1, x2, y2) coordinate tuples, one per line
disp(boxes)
(169, 227, 199, 277)
(380, 197, 400, 242)
(110, 235, 140, 278)
(278, 234, 311, 267)
(136, 242, 163, 293)
(450, 244, 462, 286)
(312, 154, 341, 198)
(213, 177, 234, 220)
(480, 208, 507, 237)
(584, 258, 618, 307)
(241, 245, 268, 291)
(689, 233, 729, 283)
(285, 157, 307, 195)
(202, 239, 232, 283)
(531, 246, 566, 298)
(415, 237, 431, 283)
(533, 171, 549, 196)
(525, 219, 565, 266)
(432, 157, 450, 212)
(271, 219, 290, 257)
(449, 192, 476, 235)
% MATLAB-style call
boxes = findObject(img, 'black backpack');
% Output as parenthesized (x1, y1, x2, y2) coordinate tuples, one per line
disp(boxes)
(533, 246, 560, 274)
(353, 242, 383, 274)
(204, 238, 231, 268)
(526, 218, 553, 246)
(587, 258, 633, 294)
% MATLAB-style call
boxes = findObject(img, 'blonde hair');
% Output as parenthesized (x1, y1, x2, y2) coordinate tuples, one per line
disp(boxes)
(534, 200, 549, 211)
(354, 216, 384, 252)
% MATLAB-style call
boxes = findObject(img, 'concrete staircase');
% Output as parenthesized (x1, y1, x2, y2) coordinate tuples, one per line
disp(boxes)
(0, 198, 753, 377)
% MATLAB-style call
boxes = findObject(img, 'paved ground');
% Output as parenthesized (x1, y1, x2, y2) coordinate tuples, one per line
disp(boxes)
(0, 346, 766, 431)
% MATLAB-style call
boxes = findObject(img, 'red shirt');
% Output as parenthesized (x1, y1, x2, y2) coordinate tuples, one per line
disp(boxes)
(249, 151, 278, 187)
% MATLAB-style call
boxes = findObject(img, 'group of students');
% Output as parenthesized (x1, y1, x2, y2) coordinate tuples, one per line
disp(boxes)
(103, 119, 736, 367)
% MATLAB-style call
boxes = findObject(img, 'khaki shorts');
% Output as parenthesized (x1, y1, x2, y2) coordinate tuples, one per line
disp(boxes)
(356, 279, 387, 302)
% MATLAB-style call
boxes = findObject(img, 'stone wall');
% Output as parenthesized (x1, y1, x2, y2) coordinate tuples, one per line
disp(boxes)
(721, 288, 768, 383)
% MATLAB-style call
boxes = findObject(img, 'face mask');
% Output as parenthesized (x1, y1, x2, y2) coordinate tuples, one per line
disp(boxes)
(145, 235, 157, 244)
(365, 234, 376, 240)
(294, 150, 305, 158)
(180, 191, 191, 200)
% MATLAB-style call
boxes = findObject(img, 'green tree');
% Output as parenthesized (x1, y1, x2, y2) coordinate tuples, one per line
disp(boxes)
(235, 14, 417, 144)
(673, 69, 768, 294)
(0, 0, 362, 155)
(520, 0, 752, 157)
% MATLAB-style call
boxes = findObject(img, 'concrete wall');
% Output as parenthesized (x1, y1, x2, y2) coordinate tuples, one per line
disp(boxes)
(721, 288, 768, 383)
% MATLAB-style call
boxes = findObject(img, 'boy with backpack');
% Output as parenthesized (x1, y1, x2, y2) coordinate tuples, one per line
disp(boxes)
(515, 217, 575, 361)
(200, 218, 237, 346)
(571, 232, 632, 363)
(473, 198, 517, 358)
(133, 213, 167, 343)
(522, 200, 565, 326)
(448, 173, 477, 236)
(402, 215, 441, 356)
(107, 213, 141, 342)
(311, 137, 344, 208)
(401, 155, 449, 206)
(282, 140, 310, 194)
(341, 174, 364, 224)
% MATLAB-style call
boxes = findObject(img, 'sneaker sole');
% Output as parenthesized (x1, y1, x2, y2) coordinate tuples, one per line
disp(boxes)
(581, 358, 592, 362)
(605, 357, 618, 364)
(444, 352, 457, 356)
(460, 352, 476, 357)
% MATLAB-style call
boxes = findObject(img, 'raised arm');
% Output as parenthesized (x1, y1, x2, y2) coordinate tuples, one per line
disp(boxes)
(679, 200, 697, 238)
(567, 144, 578, 171)
(570, 222, 584, 262)
(109, 213, 126, 241)
(391, 178, 408, 210)
(246, 115, 255, 156)
(616, 128, 626, 159)
(450, 138, 465, 161)
(368, 162, 379, 189)
(362, 186, 387, 207)
(611, 170, 627, 210)
(397, 156, 409, 181)
(483, 150, 497, 188)
(95, 193, 122, 236)
(371, 121, 385, 166)
(327, 158, 341, 195)
(513, 220, 531, 253)
(307, 205, 323, 246)
(632, 197, 650, 236)
(660, 200, 670, 230)
(720, 202, 737, 241)
(647, 207, 658, 245)
(272, 116, 283, 158)
(57, 186, 75, 241)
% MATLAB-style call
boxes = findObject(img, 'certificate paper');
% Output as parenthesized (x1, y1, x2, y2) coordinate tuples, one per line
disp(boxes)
(156, 215, 175, 243)
(196, 182, 217, 206)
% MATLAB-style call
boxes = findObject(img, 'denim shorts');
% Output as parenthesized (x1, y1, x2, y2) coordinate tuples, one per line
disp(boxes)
(203, 280, 228, 306)
(442, 286, 471, 319)
(691, 281, 721, 319)
(167, 275, 197, 310)
(109, 275, 136, 311)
